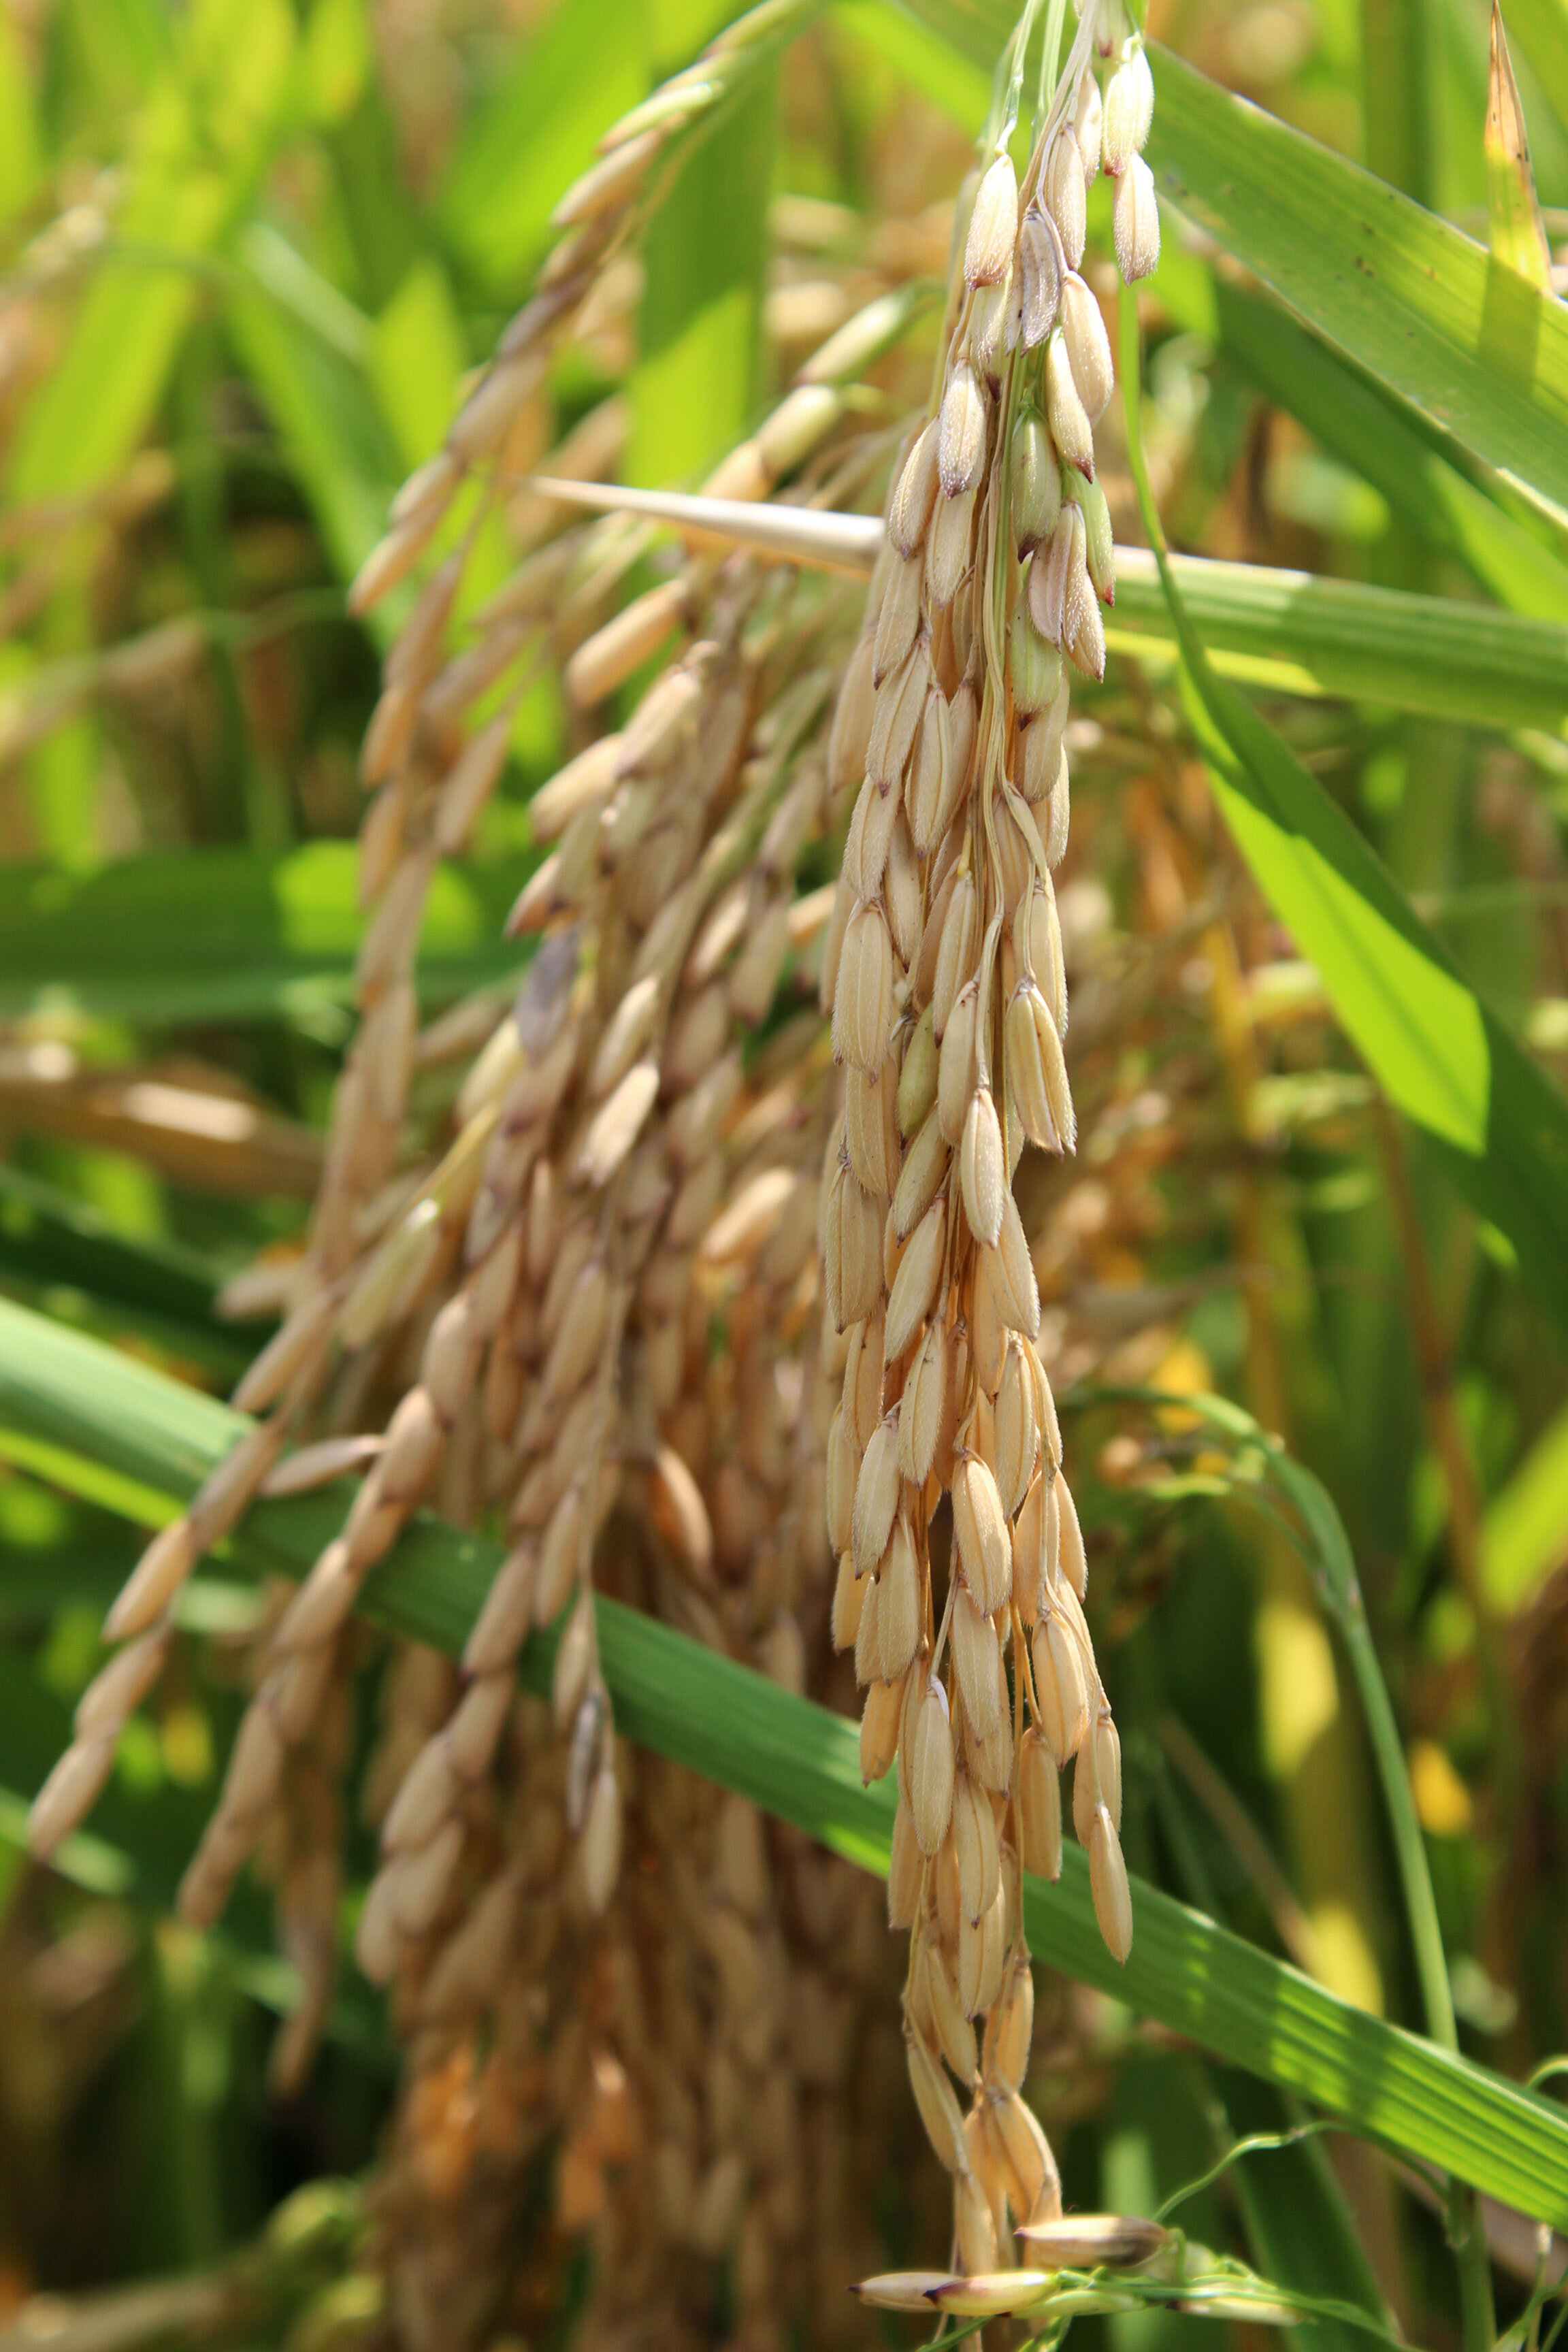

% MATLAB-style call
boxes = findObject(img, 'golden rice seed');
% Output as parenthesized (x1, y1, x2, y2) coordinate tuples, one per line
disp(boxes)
(1073, 63, 1104, 174)
(907, 2034, 968, 2174)
(1009, 600, 1063, 721)
(542, 1261, 610, 1404)
(892, 1107, 949, 1241)
(955, 2168, 1000, 2276)
(860, 1669, 906, 1784)
(552, 1590, 598, 1731)
(664, 981, 730, 1092)
(819, 871, 853, 1019)
(847, 1051, 902, 1203)
(25, 1727, 115, 1859)
(578, 1058, 660, 1187)
(927, 1940, 979, 2084)
(952, 1454, 1012, 1618)
(984, 1942, 1036, 2100)
(1019, 685, 1070, 813)
(826, 1403, 858, 1555)
(1017, 1725, 1063, 1880)
(932, 872, 979, 1043)
(1066, 579, 1107, 683)
(952, 1770, 1001, 1926)
(878, 1515, 922, 1683)
(926, 480, 978, 608)
(1031, 505, 1075, 648)
(851, 1414, 902, 1576)
(448, 350, 544, 463)
(898, 1001, 939, 1139)
(884, 1196, 945, 1364)
(900, 1322, 949, 1487)
(977, 1641, 1017, 1793)
(909, 1676, 957, 1857)
(978, 1879, 1009, 2012)
(931, 1823, 962, 1946)
(938, 981, 978, 1145)
(461, 1533, 540, 1684)
(938, 359, 988, 500)
(959, 1085, 1006, 1250)
(223, 1689, 289, 1825)
(1046, 750, 1071, 870)
(72, 1623, 169, 1748)
(832, 898, 896, 1074)
(866, 641, 929, 794)
(535, 1485, 585, 1629)
(947, 677, 978, 805)
(1068, 468, 1117, 605)
(971, 271, 1013, 389)
(872, 551, 924, 687)
(381, 1732, 458, 1855)
(956, 1908, 985, 2022)
(888, 419, 941, 558)
(1045, 131, 1088, 270)
(951, 1585, 1002, 1743)
(1010, 410, 1062, 559)
(347, 511, 440, 619)
(904, 685, 949, 858)
(968, 1251, 1002, 1401)
(994, 1192, 1042, 1339)
(582, 1760, 623, 1914)
(728, 894, 792, 1024)
(995, 1339, 1039, 1518)
(1005, 981, 1058, 1154)
(1114, 151, 1161, 283)
(566, 578, 688, 707)
(884, 816, 921, 974)
(589, 973, 659, 1100)
(102, 1515, 198, 1646)
(837, 1160, 885, 1331)
(832, 1548, 867, 1650)
(1046, 334, 1095, 480)
(996, 787, 1045, 916)
(1102, 39, 1155, 174)
(1085, 1712, 1123, 1835)
(843, 770, 900, 913)
(853, 1569, 882, 1687)
(1017, 203, 1067, 350)
(1008, 1451, 1045, 1607)
(889, 1795, 924, 1928)
(1089, 1805, 1133, 1963)
(847, 1303, 887, 1451)
(964, 149, 1019, 287)
(1035, 1608, 1092, 1765)
(1056, 1467, 1088, 1597)
(827, 631, 877, 801)
(992, 2091, 1060, 2225)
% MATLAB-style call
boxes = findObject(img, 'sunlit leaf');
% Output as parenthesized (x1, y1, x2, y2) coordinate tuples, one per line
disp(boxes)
(1, 1301, 1565, 2222)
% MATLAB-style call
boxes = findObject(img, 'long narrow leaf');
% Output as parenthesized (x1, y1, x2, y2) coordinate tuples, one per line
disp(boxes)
(0, 845, 532, 1024)
(1118, 287, 1568, 1348)
(0, 1298, 1563, 2223)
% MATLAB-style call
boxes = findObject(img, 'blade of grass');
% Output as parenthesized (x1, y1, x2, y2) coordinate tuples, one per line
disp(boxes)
(1118, 280, 1568, 1349)
(0, 1298, 1565, 2223)
(1152, 244, 1568, 626)
(6, 0, 297, 506)
(1485, 1, 1554, 293)
(0, 844, 534, 1025)
(1111, 551, 1568, 734)
(630, 65, 778, 485)
(0, 1164, 259, 1370)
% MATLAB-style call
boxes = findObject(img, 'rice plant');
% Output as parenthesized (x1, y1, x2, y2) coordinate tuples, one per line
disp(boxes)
(0, 1, 1566, 2347)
